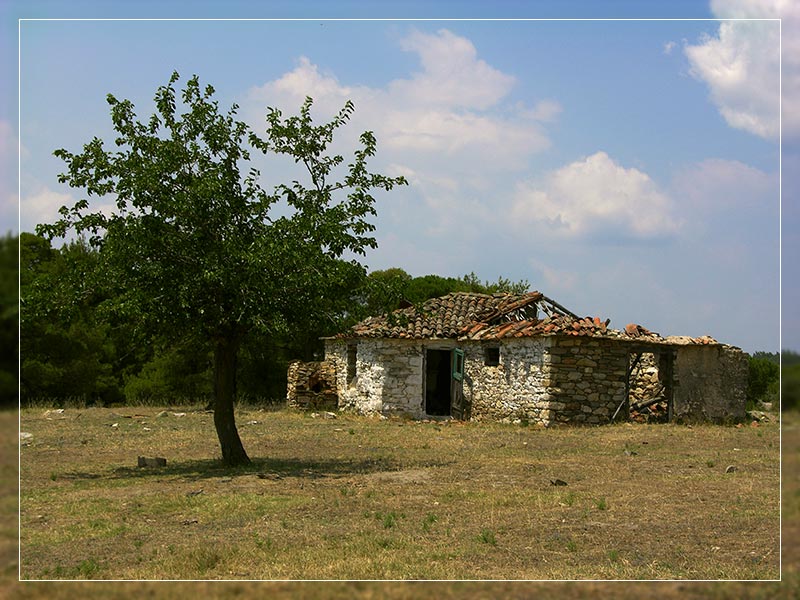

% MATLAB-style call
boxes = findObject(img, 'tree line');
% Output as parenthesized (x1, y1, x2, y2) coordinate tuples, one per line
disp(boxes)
(16, 229, 527, 410)
(11, 229, 791, 411)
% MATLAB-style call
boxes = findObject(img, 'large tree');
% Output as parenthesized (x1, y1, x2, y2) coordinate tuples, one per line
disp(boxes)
(38, 72, 406, 465)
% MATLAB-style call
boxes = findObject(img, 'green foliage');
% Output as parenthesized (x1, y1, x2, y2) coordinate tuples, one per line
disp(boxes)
(478, 528, 497, 546)
(123, 341, 212, 405)
(747, 354, 780, 407)
(20, 233, 125, 405)
(782, 351, 800, 412)
(783, 350, 800, 367)
(36, 72, 406, 464)
(361, 268, 530, 316)
(0, 233, 17, 406)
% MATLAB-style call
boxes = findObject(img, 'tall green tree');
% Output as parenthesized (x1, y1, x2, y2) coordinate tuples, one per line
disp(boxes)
(0, 233, 18, 406)
(20, 233, 126, 405)
(38, 72, 405, 465)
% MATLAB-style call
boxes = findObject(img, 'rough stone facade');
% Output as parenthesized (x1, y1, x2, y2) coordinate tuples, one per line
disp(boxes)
(285, 291, 748, 425)
(325, 338, 427, 416)
(546, 337, 629, 424)
(672, 344, 748, 423)
(286, 360, 338, 411)
(463, 338, 551, 423)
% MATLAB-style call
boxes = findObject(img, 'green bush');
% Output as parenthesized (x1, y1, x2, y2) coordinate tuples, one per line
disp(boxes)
(782, 362, 800, 412)
(123, 343, 212, 406)
(747, 355, 779, 407)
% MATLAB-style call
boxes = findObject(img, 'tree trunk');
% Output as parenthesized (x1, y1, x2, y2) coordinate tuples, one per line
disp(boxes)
(213, 334, 250, 466)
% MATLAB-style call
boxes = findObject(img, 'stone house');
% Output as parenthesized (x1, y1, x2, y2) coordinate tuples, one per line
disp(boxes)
(287, 291, 747, 425)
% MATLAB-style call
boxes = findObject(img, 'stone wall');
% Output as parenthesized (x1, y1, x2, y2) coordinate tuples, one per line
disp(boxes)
(321, 335, 746, 426)
(672, 345, 747, 422)
(464, 338, 553, 423)
(286, 360, 338, 410)
(546, 337, 629, 424)
(325, 338, 426, 416)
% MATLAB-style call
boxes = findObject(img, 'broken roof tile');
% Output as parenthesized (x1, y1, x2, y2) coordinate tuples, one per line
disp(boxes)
(337, 291, 721, 347)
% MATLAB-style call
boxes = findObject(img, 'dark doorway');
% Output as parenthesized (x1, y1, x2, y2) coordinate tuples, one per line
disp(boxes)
(425, 349, 452, 416)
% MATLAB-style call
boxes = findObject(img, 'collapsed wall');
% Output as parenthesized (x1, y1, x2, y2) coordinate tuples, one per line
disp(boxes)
(286, 360, 338, 411)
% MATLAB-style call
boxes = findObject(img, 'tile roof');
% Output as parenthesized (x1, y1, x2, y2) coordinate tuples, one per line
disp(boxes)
(341, 291, 721, 346)
(347, 292, 543, 339)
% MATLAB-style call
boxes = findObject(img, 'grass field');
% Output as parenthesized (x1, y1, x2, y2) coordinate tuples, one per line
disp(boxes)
(3, 405, 798, 598)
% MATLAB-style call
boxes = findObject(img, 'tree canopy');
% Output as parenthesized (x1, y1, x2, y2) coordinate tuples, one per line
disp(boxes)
(37, 72, 406, 464)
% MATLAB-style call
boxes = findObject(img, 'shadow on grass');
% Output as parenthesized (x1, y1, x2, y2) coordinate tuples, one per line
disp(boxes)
(58, 455, 448, 483)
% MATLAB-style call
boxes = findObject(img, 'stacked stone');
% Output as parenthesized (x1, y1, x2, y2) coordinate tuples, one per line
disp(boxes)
(286, 360, 338, 411)
(546, 338, 628, 424)
(465, 338, 552, 424)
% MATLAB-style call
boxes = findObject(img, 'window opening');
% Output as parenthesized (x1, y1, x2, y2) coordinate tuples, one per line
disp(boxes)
(484, 346, 500, 366)
(346, 344, 357, 385)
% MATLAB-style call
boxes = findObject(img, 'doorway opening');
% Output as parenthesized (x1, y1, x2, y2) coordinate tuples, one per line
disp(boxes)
(623, 350, 675, 423)
(425, 349, 452, 416)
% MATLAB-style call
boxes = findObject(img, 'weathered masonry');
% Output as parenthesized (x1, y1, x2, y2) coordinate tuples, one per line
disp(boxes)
(288, 291, 747, 425)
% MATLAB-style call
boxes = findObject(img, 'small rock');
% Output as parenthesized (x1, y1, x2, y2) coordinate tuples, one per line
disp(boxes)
(324, 411, 337, 419)
(186, 489, 204, 497)
(171, 412, 186, 418)
(111, 423, 119, 429)
(155, 411, 169, 418)
(725, 465, 738, 474)
(181, 518, 199, 525)
(550, 478, 568, 486)
(20, 432, 33, 445)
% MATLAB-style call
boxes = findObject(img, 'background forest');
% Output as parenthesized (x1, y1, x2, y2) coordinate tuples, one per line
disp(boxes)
(8, 231, 536, 408)
(0, 231, 792, 411)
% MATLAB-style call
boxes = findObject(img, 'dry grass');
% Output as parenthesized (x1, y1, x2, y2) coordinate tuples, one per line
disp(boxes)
(2, 405, 797, 597)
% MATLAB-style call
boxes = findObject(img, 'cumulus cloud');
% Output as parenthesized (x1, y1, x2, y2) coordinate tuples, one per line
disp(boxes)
(390, 28, 516, 110)
(511, 152, 680, 241)
(684, 0, 795, 140)
(242, 28, 553, 189)
(21, 187, 74, 234)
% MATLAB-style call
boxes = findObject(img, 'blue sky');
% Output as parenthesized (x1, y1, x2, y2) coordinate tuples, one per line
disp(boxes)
(1, 1, 792, 354)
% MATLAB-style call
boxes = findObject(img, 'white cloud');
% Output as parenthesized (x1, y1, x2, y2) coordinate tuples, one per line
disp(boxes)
(391, 28, 516, 110)
(511, 151, 680, 241)
(21, 187, 74, 234)
(242, 28, 552, 190)
(663, 41, 677, 55)
(684, 0, 797, 140)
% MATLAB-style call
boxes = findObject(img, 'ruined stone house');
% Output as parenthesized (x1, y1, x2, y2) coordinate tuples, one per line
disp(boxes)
(287, 291, 747, 425)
